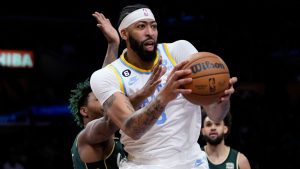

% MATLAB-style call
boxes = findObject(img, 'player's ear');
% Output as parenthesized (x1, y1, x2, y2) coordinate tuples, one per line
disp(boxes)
(224, 125, 228, 134)
(201, 128, 205, 135)
(120, 29, 127, 40)
(80, 106, 88, 117)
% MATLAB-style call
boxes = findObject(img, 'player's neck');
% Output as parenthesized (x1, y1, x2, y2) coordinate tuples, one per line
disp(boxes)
(205, 143, 229, 163)
(125, 48, 155, 70)
(83, 119, 90, 127)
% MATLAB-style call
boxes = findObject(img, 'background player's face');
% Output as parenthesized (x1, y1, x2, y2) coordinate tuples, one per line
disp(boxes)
(201, 116, 228, 145)
(127, 19, 158, 62)
(86, 92, 103, 119)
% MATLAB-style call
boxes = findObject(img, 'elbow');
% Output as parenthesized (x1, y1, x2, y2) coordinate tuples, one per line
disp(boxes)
(122, 126, 144, 140)
(122, 121, 145, 140)
(203, 101, 230, 122)
(211, 110, 228, 122)
(122, 129, 143, 140)
(129, 134, 142, 140)
(206, 108, 228, 122)
(210, 115, 225, 122)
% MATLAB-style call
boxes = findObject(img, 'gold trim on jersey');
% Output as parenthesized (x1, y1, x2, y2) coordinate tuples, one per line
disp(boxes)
(120, 50, 159, 72)
(104, 141, 116, 169)
(75, 132, 89, 169)
(236, 152, 240, 169)
(163, 43, 177, 66)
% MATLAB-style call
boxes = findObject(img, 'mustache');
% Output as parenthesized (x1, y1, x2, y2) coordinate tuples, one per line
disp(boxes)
(142, 38, 155, 44)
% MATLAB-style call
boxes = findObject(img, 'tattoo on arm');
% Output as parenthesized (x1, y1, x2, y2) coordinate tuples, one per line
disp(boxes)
(104, 93, 134, 112)
(103, 94, 116, 111)
(145, 99, 164, 120)
(103, 93, 165, 138)
(125, 98, 165, 137)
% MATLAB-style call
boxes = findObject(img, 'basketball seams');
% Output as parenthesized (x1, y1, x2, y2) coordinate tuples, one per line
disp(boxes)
(191, 90, 225, 96)
(191, 72, 230, 79)
(184, 56, 228, 72)
(182, 52, 230, 105)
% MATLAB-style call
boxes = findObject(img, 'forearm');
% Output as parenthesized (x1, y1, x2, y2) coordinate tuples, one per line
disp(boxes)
(123, 96, 166, 140)
(102, 42, 119, 67)
(86, 118, 118, 144)
(203, 100, 230, 122)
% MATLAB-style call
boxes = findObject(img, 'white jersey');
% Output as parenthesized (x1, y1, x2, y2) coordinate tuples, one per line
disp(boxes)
(90, 40, 203, 160)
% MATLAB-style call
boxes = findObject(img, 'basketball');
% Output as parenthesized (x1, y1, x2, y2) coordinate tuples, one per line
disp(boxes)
(182, 52, 230, 105)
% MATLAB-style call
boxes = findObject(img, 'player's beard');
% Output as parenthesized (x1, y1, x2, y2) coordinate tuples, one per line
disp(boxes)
(129, 35, 157, 62)
(203, 133, 224, 145)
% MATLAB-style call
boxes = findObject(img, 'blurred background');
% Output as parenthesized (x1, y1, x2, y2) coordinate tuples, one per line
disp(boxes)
(1, 0, 299, 168)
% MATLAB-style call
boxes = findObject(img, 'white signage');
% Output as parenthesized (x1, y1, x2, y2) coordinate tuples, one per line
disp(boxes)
(0, 50, 34, 68)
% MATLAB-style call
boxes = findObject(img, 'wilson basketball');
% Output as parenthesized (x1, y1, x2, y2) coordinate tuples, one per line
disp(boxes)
(182, 52, 230, 105)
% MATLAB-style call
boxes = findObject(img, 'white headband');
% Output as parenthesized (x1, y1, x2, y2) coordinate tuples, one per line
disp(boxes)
(118, 8, 155, 34)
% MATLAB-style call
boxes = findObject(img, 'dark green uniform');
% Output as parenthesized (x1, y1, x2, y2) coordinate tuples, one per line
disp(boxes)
(71, 134, 126, 169)
(207, 148, 239, 169)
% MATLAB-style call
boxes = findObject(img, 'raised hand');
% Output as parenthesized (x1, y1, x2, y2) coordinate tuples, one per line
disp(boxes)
(141, 56, 166, 97)
(158, 60, 193, 106)
(92, 12, 119, 45)
(93, 12, 119, 67)
(129, 56, 166, 108)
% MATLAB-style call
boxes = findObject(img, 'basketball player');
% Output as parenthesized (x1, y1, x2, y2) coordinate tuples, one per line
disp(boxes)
(70, 12, 165, 169)
(201, 112, 251, 169)
(90, 4, 238, 169)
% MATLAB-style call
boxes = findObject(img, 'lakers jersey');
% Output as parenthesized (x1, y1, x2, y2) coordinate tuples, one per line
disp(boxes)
(99, 43, 202, 159)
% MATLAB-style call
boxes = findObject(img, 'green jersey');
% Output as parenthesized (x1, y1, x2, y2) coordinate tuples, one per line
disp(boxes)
(207, 148, 239, 169)
(71, 134, 126, 169)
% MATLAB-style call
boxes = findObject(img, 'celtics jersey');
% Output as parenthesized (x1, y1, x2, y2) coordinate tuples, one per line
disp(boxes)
(97, 43, 202, 159)
(207, 148, 239, 169)
(71, 134, 126, 169)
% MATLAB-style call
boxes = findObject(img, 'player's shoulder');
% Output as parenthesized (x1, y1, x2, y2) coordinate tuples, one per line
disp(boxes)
(237, 151, 249, 161)
(76, 129, 87, 146)
(237, 151, 251, 169)
(90, 63, 121, 92)
(165, 40, 195, 53)
(91, 65, 114, 80)
(166, 39, 193, 47)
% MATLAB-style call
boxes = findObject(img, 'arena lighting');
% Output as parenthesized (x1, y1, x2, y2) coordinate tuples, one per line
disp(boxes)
(31, 104, 70, 116)
(0, 50, 34, 68)
(0, 111, 29, 125)
(0, 104, 71, 125)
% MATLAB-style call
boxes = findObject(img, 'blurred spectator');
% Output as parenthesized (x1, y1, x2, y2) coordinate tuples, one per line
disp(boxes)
(2, 147, 25, 169)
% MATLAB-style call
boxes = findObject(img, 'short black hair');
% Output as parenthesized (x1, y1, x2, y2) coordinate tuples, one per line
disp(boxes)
(68, 79, 91, 128)
(118, 3, 150, 26)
